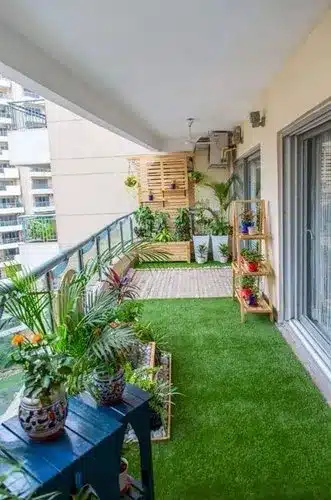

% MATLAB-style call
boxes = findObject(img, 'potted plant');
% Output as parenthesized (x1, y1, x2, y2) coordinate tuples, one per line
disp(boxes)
(133, 206, 155, 239)
(124, 174, 137, 188)
(10, 332, 73, 440)
(244, 248, 263, 272)
(240, 275, 256, 299)
(196, 243, 208, 264)
(148, 190, 154, 201)
(240, 209, 254, 234)
(218, 243, 229, 264)
(209, 217, 230, 261)
(192, 205, 211, 261)
(174, 208, 191, 241)
(247, 285, 259, 306)
(169, 179, 176, 189)
(240, 248, 249, 264)
(189, 170, 205, 184)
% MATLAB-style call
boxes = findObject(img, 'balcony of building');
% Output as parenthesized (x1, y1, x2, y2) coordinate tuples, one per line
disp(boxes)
(0, 198, 24, 215)
(0, 165, 19, 179)
(29, 165, 52, 178)
(0, 184, 21, 196)
(0, 2, 330, 499)
(7, 100, 49, 165)
(31, 178, 53, 195)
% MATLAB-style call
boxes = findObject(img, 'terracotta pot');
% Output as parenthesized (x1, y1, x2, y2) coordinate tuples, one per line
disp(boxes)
(247, 262, 259, 272)
(119, 458, 130, 494)
(241, 288, 252, 299)
(18, 387, 68, 440)
(90, 368, 125, 406)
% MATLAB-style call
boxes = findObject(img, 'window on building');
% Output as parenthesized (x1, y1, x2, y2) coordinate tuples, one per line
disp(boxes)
(4, 247, 19, 259)
(1, 231, 20, 243)
(0, 142, 8, 151)
(34, 195, 50, 207)
(0, 215, 18, 227)
(32, 179, 49, 189)
(31, 165, 51, 172)
(0, 106, 10, 118)
(0, 197, 19, 208)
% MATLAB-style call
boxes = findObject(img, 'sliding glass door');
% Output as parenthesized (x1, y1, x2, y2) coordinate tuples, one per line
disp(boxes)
(303, 130, 331, 348)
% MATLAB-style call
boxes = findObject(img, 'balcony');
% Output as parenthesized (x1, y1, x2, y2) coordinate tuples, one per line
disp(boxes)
(0, 166, 19, 179)
(33, 204, 55, 213)
(0, 223, 22, 233)
(0, 240, 20, 250)
(0, 185, 21, 196)
(30, 168, 52, 178)
(20, 214, 57, 242)
(31, 187, 53, 195)
(0, 202, 24, 215)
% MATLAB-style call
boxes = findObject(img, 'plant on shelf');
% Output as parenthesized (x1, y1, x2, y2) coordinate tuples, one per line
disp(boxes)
(240, 208, 255, 234)
(133, 206, 155, 239)
(169, 179, 176, 189)
(244, 248, 264, 272)
(154, 227, 172, 242)
(196, 243, 208, 264)
(247, 284, 259, 307)
(124, 174, 137, 188)
(189, 170, 205, 184)
(174, 208, 191, 241)
(124, 363, 179, 431)
(240, 275, 256, 299)
(148, 190, 154, 201)
(218, 243, 229, 264)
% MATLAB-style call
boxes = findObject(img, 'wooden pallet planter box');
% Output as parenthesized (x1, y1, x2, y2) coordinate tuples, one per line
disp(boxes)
(148, 241, 191, 262)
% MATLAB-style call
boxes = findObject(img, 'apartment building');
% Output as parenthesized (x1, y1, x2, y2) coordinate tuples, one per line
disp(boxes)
(0, 75, 55, 277)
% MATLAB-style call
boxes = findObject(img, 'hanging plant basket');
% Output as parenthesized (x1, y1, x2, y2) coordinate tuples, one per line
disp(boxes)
(124, 175, 138, 188)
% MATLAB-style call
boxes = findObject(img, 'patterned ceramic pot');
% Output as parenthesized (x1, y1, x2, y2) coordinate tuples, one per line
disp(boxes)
(91, 368, 125, 406)
(18, 388, 68, 440)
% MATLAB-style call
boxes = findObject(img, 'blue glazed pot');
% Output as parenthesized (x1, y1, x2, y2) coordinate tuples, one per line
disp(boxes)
(19, 388, 68, 440)
(90, 368, 125, 406)
(241, 222, 250, 234)
(248, 294, 258, 306)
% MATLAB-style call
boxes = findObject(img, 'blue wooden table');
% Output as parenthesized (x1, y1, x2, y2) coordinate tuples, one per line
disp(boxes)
(0, 384, 154, 499)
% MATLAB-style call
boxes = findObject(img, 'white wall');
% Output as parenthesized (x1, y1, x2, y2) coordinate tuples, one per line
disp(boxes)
(46, 102, 149, 248)
(17, 241, 59, 270)
(8, 129, 50, 165)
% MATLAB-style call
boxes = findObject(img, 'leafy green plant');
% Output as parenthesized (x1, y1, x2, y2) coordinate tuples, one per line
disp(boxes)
(189, 170, 205, 184)
(154, 228, 172, 242)
(27, 218, 56, 241)
(133, 206, 155, 239)
(244, 249, 263, 263)
(209, 217, 229, 236)
(115, 300, 144, 324)
(194, 205, 212, 235)
(154, 211, 169, 233)
(174, 208, 191, 241)
(133, 321, 168, 349)
(240, 276, 256, 289)
(219, 243, 229, 257)
(204, 173, 238, 217)
(240, 208, 254, 225)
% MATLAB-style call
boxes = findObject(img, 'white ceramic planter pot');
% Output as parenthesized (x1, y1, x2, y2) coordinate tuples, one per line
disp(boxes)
(193, 235, 210, 262)
(219, 255, 228, 264)
(211, 235, 228, 262)
(248, 226, 257, 235)
(119, 458, 130, 494)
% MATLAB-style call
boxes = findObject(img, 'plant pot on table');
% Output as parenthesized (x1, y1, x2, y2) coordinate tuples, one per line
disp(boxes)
(90, 367, 125, 406)
(246, 261, 259, 272)
(19, 386, 68, 441)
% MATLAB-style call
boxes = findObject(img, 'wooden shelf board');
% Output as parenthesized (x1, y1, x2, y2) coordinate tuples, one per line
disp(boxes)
(237, 233, 270, 240)
(235, 289, 272, 314)
(232, 261, 273, 276)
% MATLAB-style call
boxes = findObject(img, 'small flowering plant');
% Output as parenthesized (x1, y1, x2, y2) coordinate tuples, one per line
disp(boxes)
(11, 332, 74, 404)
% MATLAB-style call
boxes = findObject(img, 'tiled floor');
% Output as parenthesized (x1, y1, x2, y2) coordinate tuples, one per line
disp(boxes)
(132, 267, 232, 299)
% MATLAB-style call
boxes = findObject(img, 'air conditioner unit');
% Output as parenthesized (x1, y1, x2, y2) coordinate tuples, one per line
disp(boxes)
(195, 131, 230, 168)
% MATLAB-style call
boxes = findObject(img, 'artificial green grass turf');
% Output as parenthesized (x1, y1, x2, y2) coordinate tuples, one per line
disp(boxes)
(128, 299, 331, 500)
(134, 261, 229, 269)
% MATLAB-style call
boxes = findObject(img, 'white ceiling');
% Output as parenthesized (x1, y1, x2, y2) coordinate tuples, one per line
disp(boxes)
(0, 0, 330, 148)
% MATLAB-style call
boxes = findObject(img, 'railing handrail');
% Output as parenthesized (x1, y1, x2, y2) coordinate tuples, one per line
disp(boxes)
(2, 211, 134, 292)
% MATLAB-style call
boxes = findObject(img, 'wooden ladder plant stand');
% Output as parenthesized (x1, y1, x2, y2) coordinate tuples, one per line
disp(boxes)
(231, 199, 274, 323)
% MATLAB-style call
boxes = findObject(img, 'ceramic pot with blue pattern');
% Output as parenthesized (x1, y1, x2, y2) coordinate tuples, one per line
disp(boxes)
(90, 368, 125, 406)
(18, 387, 68, 440)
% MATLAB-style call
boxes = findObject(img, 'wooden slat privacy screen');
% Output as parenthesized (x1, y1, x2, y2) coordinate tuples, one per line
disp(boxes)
(136, 153, 193, 216)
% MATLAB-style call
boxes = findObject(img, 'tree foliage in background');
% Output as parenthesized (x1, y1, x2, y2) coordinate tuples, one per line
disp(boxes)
(27, 218, 56, 241)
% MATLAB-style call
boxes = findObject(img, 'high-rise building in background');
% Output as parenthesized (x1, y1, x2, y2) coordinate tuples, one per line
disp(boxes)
(0, 75, 56, 277)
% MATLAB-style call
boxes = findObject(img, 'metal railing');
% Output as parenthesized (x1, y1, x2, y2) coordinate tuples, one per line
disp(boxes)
(0, 200, 23, 209)
(0, 218, 19, 227)
(0, 212, 137, 332)
(1, 236, 20, 245)
(9, 100, 46, 130)
(20, 214, 57, 242)
(34, 201, 51, 208)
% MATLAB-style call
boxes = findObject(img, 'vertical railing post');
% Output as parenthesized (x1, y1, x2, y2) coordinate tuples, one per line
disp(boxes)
(130, 216, 134, 244)
(119, 220, 125, 252)
(78, 249, 84, 272)
(45, 271, 55, 331)
(107, 227, 112, 255)
(96, 236, 102, 281)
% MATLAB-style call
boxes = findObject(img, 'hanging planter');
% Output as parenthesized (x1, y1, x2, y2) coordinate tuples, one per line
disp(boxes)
(169, 180, 176, 189)
(189, 171, 204, 184)
(148, 191, 154, 201)
(124, 174, 137, 188)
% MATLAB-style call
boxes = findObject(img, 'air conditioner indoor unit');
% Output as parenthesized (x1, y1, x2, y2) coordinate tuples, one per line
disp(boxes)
(195, 131, 230, 168)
